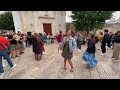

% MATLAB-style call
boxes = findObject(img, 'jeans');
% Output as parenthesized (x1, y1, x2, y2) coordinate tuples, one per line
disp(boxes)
(0, 49, 14, 73)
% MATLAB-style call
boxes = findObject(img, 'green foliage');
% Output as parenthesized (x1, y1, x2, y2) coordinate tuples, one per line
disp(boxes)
(0, 11, 14, 30)
(71, 11, 114, 32)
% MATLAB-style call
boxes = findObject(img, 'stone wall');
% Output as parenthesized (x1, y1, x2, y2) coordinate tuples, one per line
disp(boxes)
(96, 23, 120, 35)
(12, 11, 66, 35)
(12, 11, 22, 33)
(54, 11, 66, 34)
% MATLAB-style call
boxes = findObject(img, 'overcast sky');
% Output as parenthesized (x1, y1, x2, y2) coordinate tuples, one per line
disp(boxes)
(66, 11, 73, 22)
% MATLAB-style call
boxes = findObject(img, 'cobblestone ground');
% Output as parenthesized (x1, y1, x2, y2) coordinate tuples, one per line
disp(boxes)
(1, 43, 120, 79)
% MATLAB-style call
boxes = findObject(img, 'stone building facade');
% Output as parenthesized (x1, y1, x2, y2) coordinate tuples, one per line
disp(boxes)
(96, 23, 120, 35)
(12, 11, 66, 35)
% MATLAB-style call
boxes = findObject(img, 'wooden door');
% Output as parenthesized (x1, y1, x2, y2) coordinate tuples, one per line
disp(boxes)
(43, 23, 52, 35)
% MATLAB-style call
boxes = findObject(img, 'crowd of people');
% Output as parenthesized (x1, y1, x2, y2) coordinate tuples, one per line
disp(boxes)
(0, 29, 120, 77)
(59, 29, 120, 71)
(96, 29, 120, 60)
(0, 31, 59, 77)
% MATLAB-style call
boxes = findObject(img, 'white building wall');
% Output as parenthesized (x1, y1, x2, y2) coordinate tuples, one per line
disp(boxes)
(12, 11, 22, 33)
(20, 11, 30, 34)
(12, 11, 66, 35)
(33, 11, 39, 33)
(61, 11, 66, 34)
(55, 11, 66, 34)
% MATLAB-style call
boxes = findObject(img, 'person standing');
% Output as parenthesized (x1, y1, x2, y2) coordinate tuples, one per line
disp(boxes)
(110, 33, 115, 49)
(97, 32, 103, 50)
(18, 34, 25, 54)
(61, 30, 77, 72)
(82, 34, 86, 45)
(57, 31, 63, 52)
(112, 31, 120, 60)
(76, 32, 82, 51)
(22, 34, 26, 49)
(108, 32, 113, 49)
(7, 32, 17, 58)
(39, 33, 46, 55)
(32, 33, 42, 61)
(26, 35, 31, 48)
(47, 33, 51, 44)
(13, 33, 21, 57)
(42, 33, 47, 44)
(0, 35, 16, 77)
(101, 29, 109, 55)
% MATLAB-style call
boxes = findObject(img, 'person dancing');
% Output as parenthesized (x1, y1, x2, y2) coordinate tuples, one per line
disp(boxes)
(61, 30, 76, 72)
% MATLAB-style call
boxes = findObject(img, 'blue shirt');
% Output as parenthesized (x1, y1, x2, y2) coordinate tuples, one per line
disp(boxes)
(61, 36, 77, 53)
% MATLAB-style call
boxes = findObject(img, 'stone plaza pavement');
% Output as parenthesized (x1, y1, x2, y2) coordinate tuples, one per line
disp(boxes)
(1, 43, 120, 79)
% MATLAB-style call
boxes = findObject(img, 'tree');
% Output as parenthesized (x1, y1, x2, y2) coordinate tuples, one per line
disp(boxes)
(68, 23, 75, 31)
(0, 11, 14, 30)
(71, 11, 114, 33)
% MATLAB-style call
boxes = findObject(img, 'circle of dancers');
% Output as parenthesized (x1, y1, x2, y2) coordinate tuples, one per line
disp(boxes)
(0, 29, 120, 78)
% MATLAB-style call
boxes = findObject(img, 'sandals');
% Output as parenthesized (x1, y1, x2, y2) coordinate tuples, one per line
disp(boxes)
(64, 66, 67, 70)
(16, 55, 20, 57)
(64, 66, 74, 72)
(11, 57, 15, 59)
(70, 68, 74, 72)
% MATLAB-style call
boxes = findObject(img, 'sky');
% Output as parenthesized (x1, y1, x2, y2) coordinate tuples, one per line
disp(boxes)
(66, 11, 73, 22)
(66, 11, 120, 22)
(0, 11, 5, 14)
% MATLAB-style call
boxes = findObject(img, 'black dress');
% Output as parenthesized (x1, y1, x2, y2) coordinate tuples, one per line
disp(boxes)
(61, 41, 73, 60)
(32, 37, 42, 54)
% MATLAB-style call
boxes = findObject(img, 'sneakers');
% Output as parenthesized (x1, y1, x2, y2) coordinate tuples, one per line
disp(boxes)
(0, 73, 4, 75)
(11, 64, 16, 70)
(77, 49, 81, 52)
(0, 73, 4, 79)
(78, 49, 81, 52)
(43, 52, 46, 55)
(111, 46, 113, 49)
(101, 53, 104, 56)
(3, 64, 6, 67)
